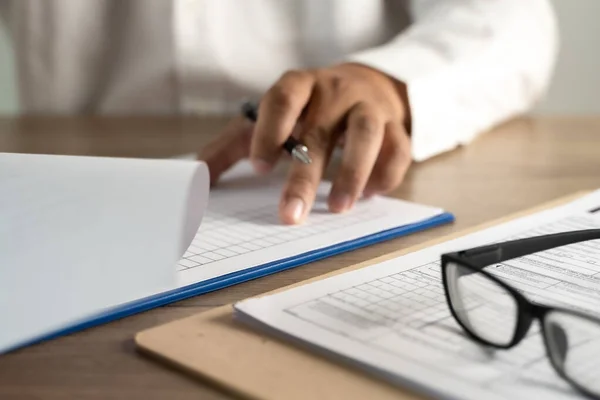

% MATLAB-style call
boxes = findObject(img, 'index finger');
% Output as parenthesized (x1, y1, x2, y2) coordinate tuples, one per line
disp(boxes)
(250, 70, 315, 172)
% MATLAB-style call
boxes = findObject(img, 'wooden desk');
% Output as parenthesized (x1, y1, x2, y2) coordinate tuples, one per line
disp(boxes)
(0, 116, 599, 400)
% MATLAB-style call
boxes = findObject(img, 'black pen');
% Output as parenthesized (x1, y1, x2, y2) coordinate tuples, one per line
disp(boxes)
(241, 101, 312, 164)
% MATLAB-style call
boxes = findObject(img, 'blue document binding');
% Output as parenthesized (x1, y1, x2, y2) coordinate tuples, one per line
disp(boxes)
(11, 211, 454, 352)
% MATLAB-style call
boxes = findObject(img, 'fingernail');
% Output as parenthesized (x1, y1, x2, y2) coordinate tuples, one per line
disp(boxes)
(362, 191, 377, 199)
(329, 192, 352, 213)
(252, 158, 272, 174)
(281, 197, 305, 224)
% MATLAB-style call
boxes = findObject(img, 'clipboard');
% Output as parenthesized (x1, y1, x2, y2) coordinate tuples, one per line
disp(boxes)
(134, 192, 588, 400)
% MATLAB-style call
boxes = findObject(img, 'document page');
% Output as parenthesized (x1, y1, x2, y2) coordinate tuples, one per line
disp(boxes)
(0, 153, 209, 353)
(235, 190, 600, 400)
(176, 161, 448, 287)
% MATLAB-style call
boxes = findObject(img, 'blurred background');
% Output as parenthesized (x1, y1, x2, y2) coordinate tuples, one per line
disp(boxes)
(0, 0, 599, 116)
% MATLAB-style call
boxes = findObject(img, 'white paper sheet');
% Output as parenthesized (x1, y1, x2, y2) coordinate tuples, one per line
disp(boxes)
(0, 153, 209, 353)
(235, 190, 600, 400)
(176, 161, 446, 287)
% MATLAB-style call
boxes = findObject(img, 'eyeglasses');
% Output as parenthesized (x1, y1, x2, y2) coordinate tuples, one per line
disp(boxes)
(441, 229, 600, 399)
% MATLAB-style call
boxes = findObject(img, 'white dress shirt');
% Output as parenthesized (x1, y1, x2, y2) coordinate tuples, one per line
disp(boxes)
(0, 0, 558, 161)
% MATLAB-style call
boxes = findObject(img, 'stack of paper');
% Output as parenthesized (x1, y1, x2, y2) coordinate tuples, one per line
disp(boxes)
(0, 153, 451, 354)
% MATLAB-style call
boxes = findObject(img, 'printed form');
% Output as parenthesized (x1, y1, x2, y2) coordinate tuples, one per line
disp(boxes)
(176, 161, 446, 287)
(235, 190, 600, 400)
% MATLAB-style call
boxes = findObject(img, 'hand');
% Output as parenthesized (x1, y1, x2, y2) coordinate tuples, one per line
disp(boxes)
(201, 63, 412, 224)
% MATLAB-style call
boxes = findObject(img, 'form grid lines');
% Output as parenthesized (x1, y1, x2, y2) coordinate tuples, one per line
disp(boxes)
(177, 204, 388, 271)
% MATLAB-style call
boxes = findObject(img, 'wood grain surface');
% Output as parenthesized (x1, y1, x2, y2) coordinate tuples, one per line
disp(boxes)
(0, 115, 599, 400)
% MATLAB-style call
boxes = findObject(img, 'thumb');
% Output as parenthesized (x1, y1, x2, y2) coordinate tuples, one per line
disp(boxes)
(199, 116, 253, 185)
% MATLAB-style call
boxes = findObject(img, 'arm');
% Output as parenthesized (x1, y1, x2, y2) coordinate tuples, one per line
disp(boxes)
(346, 0, 559, 161)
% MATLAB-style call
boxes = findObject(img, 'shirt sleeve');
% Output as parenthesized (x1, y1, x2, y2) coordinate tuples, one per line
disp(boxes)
(345, 0, 559, 162)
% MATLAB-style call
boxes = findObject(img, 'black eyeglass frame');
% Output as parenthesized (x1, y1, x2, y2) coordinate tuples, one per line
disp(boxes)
(440, 229, 600, 400)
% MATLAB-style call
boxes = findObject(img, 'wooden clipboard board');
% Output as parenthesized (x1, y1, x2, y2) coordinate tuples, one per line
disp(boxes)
(134, 192, 589, 400)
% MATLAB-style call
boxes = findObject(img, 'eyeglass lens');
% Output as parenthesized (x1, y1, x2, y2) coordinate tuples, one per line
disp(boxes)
(544, 310, 600, 397)
(445, 262, 519, 347)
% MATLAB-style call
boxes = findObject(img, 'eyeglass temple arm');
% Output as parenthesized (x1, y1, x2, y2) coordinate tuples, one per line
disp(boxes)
(457, 229, 600, 269)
